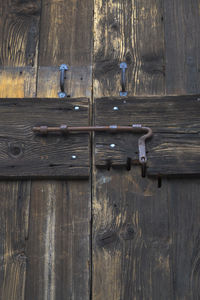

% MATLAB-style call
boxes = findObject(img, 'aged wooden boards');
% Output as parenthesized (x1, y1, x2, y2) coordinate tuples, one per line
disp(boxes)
(0, 0, 93, 300)
(1, 0, 200, 300)
(0, 98, 89, 178)
(94, 95, 200, 175)
(92, 1, 200, 300)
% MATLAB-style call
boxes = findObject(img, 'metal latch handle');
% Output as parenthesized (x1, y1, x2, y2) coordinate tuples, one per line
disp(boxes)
(58, 64, 68, 98)
(33, 124, 153, 177)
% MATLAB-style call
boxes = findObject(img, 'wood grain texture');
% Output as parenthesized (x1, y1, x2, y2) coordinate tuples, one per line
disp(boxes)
(94, 0, 165, 97)
(0, 98, 89, 178)
(167, 178, 200, 299)
(0, 0, 40, 298)
(164, 0, 200, 95)
(25, 180, 90, 300)
(23, 0, 93, 299)
(92, 1, 172, 299)
(93, 168, 171, 300)
(94, 96, 200, 175)
(37, 0, 93, 98)
(163, 1, 200, 299)
(0, 181, 31, 300)
(0, 0, 41, 97)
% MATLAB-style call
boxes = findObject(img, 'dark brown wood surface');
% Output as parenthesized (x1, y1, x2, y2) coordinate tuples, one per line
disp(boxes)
(0, 98, 89, 178)
(0, 0, 93, 300)
(37, 0, 93, 98)
(94, 95, 200, 175)
(0, 0, 40, 97)
(0, 0, 200, 299)
(93, 0, 165, 97)
(24, 0, 93, 299)
(92, 1, 200, 300)
(0, 1, 40, 299)
(164, 0, 200, 95)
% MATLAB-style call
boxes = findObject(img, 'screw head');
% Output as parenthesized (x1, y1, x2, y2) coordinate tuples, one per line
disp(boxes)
(71, 155, 77, 160)
(113, 106, 119, 111)
(120, 91, 128, 97)
(120, 62, 127, 69)
(58, 92, 67, 98)
(60, 64, 68, 71)
(110, 144, 116, 148)
(74, 106, 80, 111)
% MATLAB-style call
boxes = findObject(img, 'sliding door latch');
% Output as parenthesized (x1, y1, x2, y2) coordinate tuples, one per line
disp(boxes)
(33, 124, 153, 177)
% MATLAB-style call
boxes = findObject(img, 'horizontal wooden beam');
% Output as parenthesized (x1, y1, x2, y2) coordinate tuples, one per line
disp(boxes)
(94, 96, 200, 176)
(0, 98, 90, 178)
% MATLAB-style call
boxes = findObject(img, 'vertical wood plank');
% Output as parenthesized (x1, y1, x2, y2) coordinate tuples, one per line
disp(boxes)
(164, 1, 200, 298)
(25, 181, 90, 300)
(25, 0, 93, 299)
(0, 1, 41, 97)
(164, 0, 200, 94)
(166, 178, 200, 299)
(94, 0, 165, 97)
(93, 169, 171, 300)
(0, 1, 40, 299)
(0, 181, 31, 300)
(37, 0, 93, 98)
(93, 1, 171, 299)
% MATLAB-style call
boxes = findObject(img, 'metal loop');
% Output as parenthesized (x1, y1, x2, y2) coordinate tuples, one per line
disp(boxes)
(120, 62, 127, 96)
(58, 64, 68, 98)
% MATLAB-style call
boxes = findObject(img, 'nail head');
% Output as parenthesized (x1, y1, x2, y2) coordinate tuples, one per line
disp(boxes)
(110, 144, 116, 148)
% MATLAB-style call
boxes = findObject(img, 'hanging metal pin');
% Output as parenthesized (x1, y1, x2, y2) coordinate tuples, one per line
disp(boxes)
(58, 64, 68, 98)
(120, 62, 128, 96)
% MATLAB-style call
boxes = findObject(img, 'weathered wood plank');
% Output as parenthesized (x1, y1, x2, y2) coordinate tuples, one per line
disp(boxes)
(0, 181, 31, 300)
(0, 1, 40, 298)
(93, 168, 171, 300)
(92, 1, 171, 299)
(0, 98, 89, 178)
(164, 0, 200, 95)
(94, 0, 165, 97)
(164, 2, 200, 299)
(0, 1, 41, 97)
(24, 0, 93, 299)
(37, 0, 93, 98)
(94, 96, 200, 175)
(166, 178, 200, 299)
(25, 180, 90, 300)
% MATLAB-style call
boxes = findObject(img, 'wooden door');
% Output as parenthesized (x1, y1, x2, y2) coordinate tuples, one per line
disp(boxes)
(0, 1, 200, 300)
(0, 1, 92, 299)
